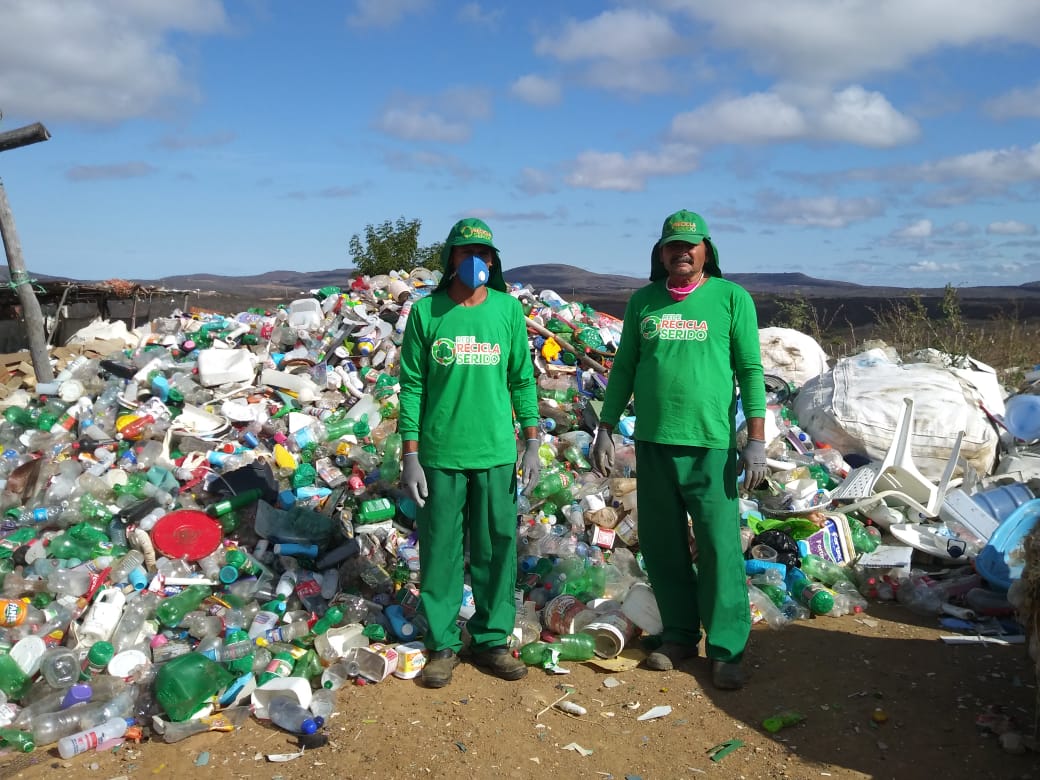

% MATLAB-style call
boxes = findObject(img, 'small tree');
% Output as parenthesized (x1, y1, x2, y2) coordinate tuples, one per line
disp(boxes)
(348, 217, 443, 277)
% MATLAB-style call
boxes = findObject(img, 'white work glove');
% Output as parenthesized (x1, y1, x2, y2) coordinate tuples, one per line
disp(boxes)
(740, 439, 768, 492)
(401, 453, 428, 508)
(591, 426, 615, 476)
(521, 439, 542, 496)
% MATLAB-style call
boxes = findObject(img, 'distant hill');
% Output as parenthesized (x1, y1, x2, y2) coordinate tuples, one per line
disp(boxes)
(3, 262, 1040, 302)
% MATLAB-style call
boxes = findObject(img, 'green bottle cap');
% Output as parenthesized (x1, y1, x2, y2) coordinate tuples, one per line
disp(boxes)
(88, 641, 115, 666)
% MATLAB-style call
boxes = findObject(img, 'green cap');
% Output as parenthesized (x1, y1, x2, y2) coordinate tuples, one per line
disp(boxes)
(445, 217, 498, 252)
(88, 641, 114, 666)
(658, 209, 710, 246)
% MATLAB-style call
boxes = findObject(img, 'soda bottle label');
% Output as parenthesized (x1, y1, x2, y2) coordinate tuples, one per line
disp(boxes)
(296, 577, 322, 600)
(0, 599, 28, 627)
(264, 656, 292, 678)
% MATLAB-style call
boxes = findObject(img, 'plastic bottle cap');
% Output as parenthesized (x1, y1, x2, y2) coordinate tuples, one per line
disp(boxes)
(62, 683, 93, 708)
(108, 649, 149, 679)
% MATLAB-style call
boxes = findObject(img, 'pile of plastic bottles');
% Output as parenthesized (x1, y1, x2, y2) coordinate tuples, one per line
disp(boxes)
(0, 267, 1023, 760)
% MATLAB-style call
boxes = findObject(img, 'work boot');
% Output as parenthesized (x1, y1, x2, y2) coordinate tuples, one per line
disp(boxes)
(711, 659, 746, 690)
(422, 649, 460, 688)
(645, 642, 699, 671)
(470, 645, 528, 681)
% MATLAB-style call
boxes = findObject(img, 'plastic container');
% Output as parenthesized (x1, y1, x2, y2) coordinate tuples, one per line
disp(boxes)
(976, 498, 1040, 590)
(971, 482, 1034, 522)
(79, 588, 127, 647)
(196, 348, 255, 387)
(57, 716, 129, 758)
(1004, 394, 1040, 440)
(286, 297, 324, 330)
(619, 582, 663, 635)
(251, 676, 313, 719)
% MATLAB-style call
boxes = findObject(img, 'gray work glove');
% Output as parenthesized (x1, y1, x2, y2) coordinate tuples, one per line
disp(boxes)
(521, 439, 542, 496)
(401, 454, 428, 508)
(591, 427, 615, 476)
(740, 439, 768, 492)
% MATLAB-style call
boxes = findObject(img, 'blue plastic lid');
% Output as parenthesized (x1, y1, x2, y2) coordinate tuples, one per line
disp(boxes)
(300, 717, 319, 735)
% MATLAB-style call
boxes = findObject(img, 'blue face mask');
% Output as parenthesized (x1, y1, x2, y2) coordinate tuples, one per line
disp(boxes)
(456, 255, 491, 290)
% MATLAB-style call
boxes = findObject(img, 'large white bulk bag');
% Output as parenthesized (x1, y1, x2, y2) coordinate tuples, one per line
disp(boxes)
(793, 351, 999, 480)
(758, 327, 829, 388)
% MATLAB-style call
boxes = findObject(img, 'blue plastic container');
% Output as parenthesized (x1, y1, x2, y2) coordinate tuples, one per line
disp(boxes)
(972, 482, 1034, 522)
(975, 498, 1040, 590)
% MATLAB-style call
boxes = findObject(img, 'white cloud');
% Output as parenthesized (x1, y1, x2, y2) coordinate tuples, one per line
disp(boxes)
(457, 3, 502, 27)
(670, 86, 917, 148)
(985, 82, 1040, 119)
(917, 142, 1040, 184)
(375, 108, 470, 143)
(671, 92, 807, 144)
(347, 0, 430, 28)
(533, 9, 683, 94)
(510, 75, 562, 107)
(564, 145, 699, 192)
(374, 89, 492, 143)
(908, 260, 942, 273)
(755, 191, 884, 228)
(0, 0, 227, 122)
(894, 219, 933, 239)
(987, 220, 1038, 235)
(535, 9, 681, 63)
(659, 0, 1040, 84)
(461, 207, 565, 223)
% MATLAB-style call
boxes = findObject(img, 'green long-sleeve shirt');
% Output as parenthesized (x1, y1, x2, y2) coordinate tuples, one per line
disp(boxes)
(397, 288, 539, 469)
(599, 278, 766, 448)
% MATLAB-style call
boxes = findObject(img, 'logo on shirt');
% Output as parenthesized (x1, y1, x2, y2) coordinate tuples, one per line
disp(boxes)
(640, 314, 708, 341)
(431, 336, 502, 365)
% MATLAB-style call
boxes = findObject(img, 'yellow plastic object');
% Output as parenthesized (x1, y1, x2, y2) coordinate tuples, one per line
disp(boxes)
(273, 443, 298, 470)
(541, 337, 562, 362)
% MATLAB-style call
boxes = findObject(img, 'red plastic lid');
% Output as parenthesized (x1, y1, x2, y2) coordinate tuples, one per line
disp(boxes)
(150, 510, 222, 561)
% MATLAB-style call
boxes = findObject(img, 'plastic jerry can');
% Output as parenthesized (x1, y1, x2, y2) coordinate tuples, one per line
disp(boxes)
(79, 588, 127, 648)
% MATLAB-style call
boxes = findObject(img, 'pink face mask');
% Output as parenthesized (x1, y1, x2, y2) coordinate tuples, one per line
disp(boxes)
(666, 275, 706, 301)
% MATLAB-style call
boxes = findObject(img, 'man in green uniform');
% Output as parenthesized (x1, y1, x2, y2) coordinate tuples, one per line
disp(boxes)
(398, 218, 542, 688)
(591, 210, 768, 690)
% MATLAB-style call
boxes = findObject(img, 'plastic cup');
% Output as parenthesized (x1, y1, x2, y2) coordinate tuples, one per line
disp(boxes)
(751, 544, 778, 562)
(1004, 394, 1040, 441)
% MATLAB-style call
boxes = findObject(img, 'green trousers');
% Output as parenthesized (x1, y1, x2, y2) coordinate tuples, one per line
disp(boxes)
(416, 463, 518, 653)
(634, 441, 750, 663)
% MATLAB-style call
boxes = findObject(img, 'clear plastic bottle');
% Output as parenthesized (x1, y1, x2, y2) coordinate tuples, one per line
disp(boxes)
(39, 646, 80, 688)
(268, 695, 322, 735)
(320, 658, 360, 691)
(108, 550, 145, 585)
(110, 591, 159, 652)
(309, 687, 336, 721)
(57, 716, 130, 758)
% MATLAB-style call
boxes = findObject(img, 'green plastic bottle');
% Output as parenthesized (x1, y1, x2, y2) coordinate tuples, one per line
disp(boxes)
(257, 650, 295, 686)
(0, 653, 30, 700)
(0, 726, 35, 752)
(518, 633, 595, 665)
(847, 517, 880, 553)
(156, 585, 213, 627)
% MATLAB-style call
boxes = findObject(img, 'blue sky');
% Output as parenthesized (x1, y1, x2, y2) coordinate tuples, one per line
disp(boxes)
(1, 1, 1039, 288)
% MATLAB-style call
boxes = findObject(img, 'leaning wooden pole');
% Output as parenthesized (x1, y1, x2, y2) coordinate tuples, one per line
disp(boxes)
(0, 178, 54, 383)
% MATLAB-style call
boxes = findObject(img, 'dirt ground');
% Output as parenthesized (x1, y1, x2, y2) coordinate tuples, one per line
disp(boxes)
(1, 602, 1035, 780)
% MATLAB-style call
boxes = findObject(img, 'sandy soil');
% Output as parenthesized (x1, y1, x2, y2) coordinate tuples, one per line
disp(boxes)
(1, 602, 1035, 780)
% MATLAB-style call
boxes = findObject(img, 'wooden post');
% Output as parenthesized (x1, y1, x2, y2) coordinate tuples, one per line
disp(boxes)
(0, 121, 53, 383)
(0, 178, 53, 382)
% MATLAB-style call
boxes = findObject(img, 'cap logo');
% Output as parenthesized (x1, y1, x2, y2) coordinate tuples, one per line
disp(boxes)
(669, 220, 698, 231)
(459, 224, 492, 241)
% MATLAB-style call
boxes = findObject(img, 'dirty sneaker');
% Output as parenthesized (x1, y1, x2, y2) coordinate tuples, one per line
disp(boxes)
(470, 645, 528, 681)
(645, 642, 699, 671)
(422, 649, 460, 688)
(711, 659, 746, 690)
